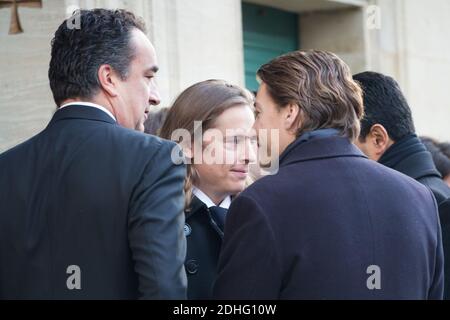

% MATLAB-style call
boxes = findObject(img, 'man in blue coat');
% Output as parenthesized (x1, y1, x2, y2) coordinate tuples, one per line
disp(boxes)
(213, 50, 444, 299)
(0, 9, 186, 299)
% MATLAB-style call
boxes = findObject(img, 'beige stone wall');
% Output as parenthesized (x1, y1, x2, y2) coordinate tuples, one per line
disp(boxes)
(0, 0, 137, 152)
(0, 0, 65, 152)
(300, 0, 450, 140)
(367, 0, 450, 140)
(0, 0, 448, 153)
(401, 0, 450, 140)
(0, 0, 244, 152)
(299, 7, 367, 74)
(150, 0, 244, 107)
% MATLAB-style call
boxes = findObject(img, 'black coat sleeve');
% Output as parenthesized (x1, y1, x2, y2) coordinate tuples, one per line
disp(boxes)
(213, 194, 282, 299)
(438, 198, 450, 299)
(428, 189, 445, 300)
(128, 140, 187, 299)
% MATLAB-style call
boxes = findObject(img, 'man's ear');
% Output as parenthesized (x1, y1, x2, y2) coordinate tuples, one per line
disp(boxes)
(368, 124, 392, 156)
(98, 64, 119, 97)
(283, 103, 300, 132)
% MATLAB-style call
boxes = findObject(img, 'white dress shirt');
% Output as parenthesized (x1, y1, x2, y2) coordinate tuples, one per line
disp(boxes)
(60, 102, 116, 122)
(192, 187, 231, 209)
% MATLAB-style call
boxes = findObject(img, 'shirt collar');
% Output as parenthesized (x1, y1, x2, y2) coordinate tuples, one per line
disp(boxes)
(192, 187, 231, 209)
(60, 102, 116, 122)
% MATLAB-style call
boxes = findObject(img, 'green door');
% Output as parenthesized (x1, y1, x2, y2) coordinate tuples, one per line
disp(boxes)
(242, 2, 299, 91)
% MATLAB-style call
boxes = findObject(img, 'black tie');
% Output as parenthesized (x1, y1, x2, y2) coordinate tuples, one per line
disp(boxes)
(209, 206, 228, 231)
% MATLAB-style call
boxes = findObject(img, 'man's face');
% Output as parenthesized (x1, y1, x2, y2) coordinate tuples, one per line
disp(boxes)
(114, 29, 160, 132)
(194, 105, 257, 202)
(253, 82, 294, 167)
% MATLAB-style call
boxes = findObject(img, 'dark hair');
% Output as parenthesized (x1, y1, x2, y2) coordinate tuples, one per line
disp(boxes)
(353, 71, 415, 142)
(144, 108, 170, 136)
(440, 142, 450, 160)
(421, 137, 450, 178)
(48, 9, 146, 106)
(257, 50, 364, 141)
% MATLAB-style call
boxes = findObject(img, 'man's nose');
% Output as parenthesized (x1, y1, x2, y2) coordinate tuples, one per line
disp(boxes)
(239, 138, 257, 164)
(149, 87, 161, 106)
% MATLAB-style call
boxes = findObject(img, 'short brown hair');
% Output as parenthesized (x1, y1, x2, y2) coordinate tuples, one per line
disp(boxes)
(159, 79, 254, 209)
(257, 50, 364, 141)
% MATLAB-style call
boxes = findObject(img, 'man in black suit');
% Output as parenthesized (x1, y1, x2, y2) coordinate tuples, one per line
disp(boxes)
(213, 50, 444, 299)
(0, 9, 187, 299)
(353, 71, 450, 298)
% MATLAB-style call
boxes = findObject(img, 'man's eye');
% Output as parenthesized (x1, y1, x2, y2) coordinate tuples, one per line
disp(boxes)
(225, 137, 239, 146)
(226, 137, 238, 144)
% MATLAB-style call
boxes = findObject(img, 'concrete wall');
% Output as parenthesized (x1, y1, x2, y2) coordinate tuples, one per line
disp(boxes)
(367, 0, 450, 140)
(401, 0, 450, 140)
(0, 0, 65, 152)
(151, 0, 244, 107)
(0, 0, 448, 153)
(0, 0, 244, 152)
(299, 7, 367, 74)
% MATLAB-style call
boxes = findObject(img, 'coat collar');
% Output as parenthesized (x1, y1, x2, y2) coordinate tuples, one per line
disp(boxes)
(185, 196, 207, 220)
(386, 150, 442, 180)
(47, 104, 117, 127)
(192, 187, 231, 209)
(379, 134, 442, 180)
(185, 196, 224, 238)
(279, 132, 367, 168)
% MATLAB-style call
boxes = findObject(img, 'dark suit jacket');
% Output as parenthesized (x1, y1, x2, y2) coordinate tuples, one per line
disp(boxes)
(438, 198, 450, 299)
(213, 134, 444, 299)
(0, 105, 187, 299)
(184, 196, 223, 299)
(380, 139, 450, 298)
